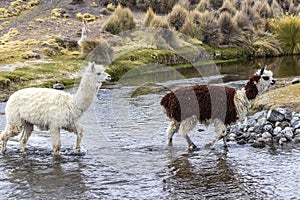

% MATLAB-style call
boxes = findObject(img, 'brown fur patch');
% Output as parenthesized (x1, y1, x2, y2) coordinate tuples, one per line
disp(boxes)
(245, 75, 260, 100)
(160, 85, 238, 125)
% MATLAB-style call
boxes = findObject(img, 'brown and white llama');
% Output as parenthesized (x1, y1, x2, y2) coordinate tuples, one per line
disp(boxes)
(160, 67, 276, 150)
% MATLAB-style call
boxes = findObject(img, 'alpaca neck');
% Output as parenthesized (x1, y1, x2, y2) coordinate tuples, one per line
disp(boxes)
(73, 71, 99, 115)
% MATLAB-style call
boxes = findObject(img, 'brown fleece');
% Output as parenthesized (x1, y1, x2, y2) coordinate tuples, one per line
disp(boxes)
(160, 85, 238, 125)
(244, 75, 260, 100)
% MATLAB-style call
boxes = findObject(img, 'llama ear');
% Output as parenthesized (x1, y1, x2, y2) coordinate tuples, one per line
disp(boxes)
(259, 65, 267, 75)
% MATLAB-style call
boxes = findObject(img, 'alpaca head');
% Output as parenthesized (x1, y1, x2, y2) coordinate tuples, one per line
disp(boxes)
(245, 66, 275, 100)
(87, 61, 111, 82)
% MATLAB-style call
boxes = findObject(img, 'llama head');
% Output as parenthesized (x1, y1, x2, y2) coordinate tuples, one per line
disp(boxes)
(245, 66, 275, 100)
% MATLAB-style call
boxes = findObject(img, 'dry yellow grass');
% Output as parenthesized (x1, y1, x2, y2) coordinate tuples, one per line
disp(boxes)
(251, 83, 300, 112)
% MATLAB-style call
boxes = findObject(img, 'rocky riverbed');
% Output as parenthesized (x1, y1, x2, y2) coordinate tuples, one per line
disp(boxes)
(227, 107, 300, 148)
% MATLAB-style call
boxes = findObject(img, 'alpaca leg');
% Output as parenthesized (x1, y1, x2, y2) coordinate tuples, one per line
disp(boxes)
(178, 116, 198, 150)
(166, 120, 179, 146)
(50, 127, 61, 155)
(0, 125, 19, 153)
(75, 124, 83, 150)
(19, 123, 34, 152)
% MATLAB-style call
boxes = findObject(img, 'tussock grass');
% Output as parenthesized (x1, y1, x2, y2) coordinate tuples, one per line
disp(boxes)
(272, 15, 300, 55)
(102, 5, 136, 34)
(167, 4, 188, 30)
(144, 7, 156, 27)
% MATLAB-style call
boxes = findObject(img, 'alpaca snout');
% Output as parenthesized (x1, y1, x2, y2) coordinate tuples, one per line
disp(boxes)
(271, 79, 276, 85)
(106, 75, 111, 81)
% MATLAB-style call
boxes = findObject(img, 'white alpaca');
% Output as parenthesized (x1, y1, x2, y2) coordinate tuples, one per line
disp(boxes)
(78, 21, 87, 47)
(0, 62, 111, 155)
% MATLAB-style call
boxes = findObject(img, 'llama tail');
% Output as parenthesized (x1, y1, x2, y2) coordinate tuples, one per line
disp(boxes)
(160, 93, 172, 117)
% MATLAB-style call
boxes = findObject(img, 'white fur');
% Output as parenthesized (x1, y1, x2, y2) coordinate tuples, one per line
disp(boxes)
(0, 62, 110, 155)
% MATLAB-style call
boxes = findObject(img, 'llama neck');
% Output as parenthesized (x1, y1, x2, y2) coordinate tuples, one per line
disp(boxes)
(73, 71, 99, 115)
(244, 77, 259, 101)
(234, 89, 250, 120)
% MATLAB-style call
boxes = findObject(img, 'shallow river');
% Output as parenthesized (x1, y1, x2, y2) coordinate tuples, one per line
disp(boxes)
(1, 57, 300, 199)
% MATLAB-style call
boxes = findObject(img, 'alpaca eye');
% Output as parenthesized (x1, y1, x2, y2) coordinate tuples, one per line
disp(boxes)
(262, 76, 270, 81)
(96, 72, 102, 75)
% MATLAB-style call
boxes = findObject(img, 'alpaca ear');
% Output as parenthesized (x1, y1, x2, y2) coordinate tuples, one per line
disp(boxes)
(89, 61, 95, 72)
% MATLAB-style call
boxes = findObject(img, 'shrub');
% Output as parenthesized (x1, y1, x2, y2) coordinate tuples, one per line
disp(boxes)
(233, 10, 254, 33)
(51, 8, 69, 18)
(218, 11, 240, 45)
(149, 16, 169, 29)
(192, 10, 222, 46)
(179, 18, 203, 41)
(253, 0, 272, 19)
(271, 0, 283, 18)
(76, 13, 97, 22)
(272, 15, 300, 55)
(167, 4, 188, 31)
(81, 39, 114, 64)
(251, 31, 282, 57)
(144, 7, 156, 27)
(148, 16, 179, 49)
(218, 0, 237, 15)
(102, 5, 136, 35)
(196, 0, 210, 12)
(209, 0, 223, 10)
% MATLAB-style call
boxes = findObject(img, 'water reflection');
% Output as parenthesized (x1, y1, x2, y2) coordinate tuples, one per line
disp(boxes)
(0, 149, 91, 199)
(163, 149, 264, 199)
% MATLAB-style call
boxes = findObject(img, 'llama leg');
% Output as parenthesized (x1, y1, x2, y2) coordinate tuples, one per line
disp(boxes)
(211, 119, 228, 148)
(166, 120, 179, 146)
(178, 116, 198, 150)
(1, 125, 19, 153)
(19, 123, 34, 152)
(50, 127, 61, 155)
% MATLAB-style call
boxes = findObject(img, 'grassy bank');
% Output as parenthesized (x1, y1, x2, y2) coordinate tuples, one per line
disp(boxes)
(251, 83, 300, 112)
(0, 58, 83, 101)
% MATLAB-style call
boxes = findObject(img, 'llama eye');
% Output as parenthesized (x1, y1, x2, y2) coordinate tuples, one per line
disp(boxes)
(96, 72, 102, 75)
(262, 76, 270, 81)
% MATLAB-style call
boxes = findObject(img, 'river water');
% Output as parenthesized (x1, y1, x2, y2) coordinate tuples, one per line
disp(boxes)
(0, 57, 300, 199)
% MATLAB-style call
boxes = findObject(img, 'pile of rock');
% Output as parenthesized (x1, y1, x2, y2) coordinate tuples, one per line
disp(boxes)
(227, 108, 300, 148)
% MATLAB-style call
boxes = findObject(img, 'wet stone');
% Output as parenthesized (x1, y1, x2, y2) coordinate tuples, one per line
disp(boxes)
(279, 137, 287, 145)
(291, 117, 300, 125)
(277, 107, 293, 121)
(276, 121, 290, 129)
(262, 132, 272, 139)
(227, 108, 300, 147)
(248, 127, 255, 133)
(294, 135, 300, 143)
(251, 140, 266, 148)
(267, 110, 285, 122)
(237, 139, 247, 145)
(273, 127, 282, 136)
(252, 110, 266, 120)
(292, 121, 300, 129)
(283, 127, 294, 140)
(263, 124, 273, 132)
(295, 129, 300, 136)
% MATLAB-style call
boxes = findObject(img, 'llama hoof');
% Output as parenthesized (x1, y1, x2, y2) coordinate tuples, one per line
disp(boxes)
(204, 143, 213, 149)
(18, 148, 25, 153)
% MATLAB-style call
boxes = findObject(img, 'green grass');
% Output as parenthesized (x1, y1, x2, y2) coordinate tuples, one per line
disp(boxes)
(0, 58, 82, 100)
(106, 47, 246, 81)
